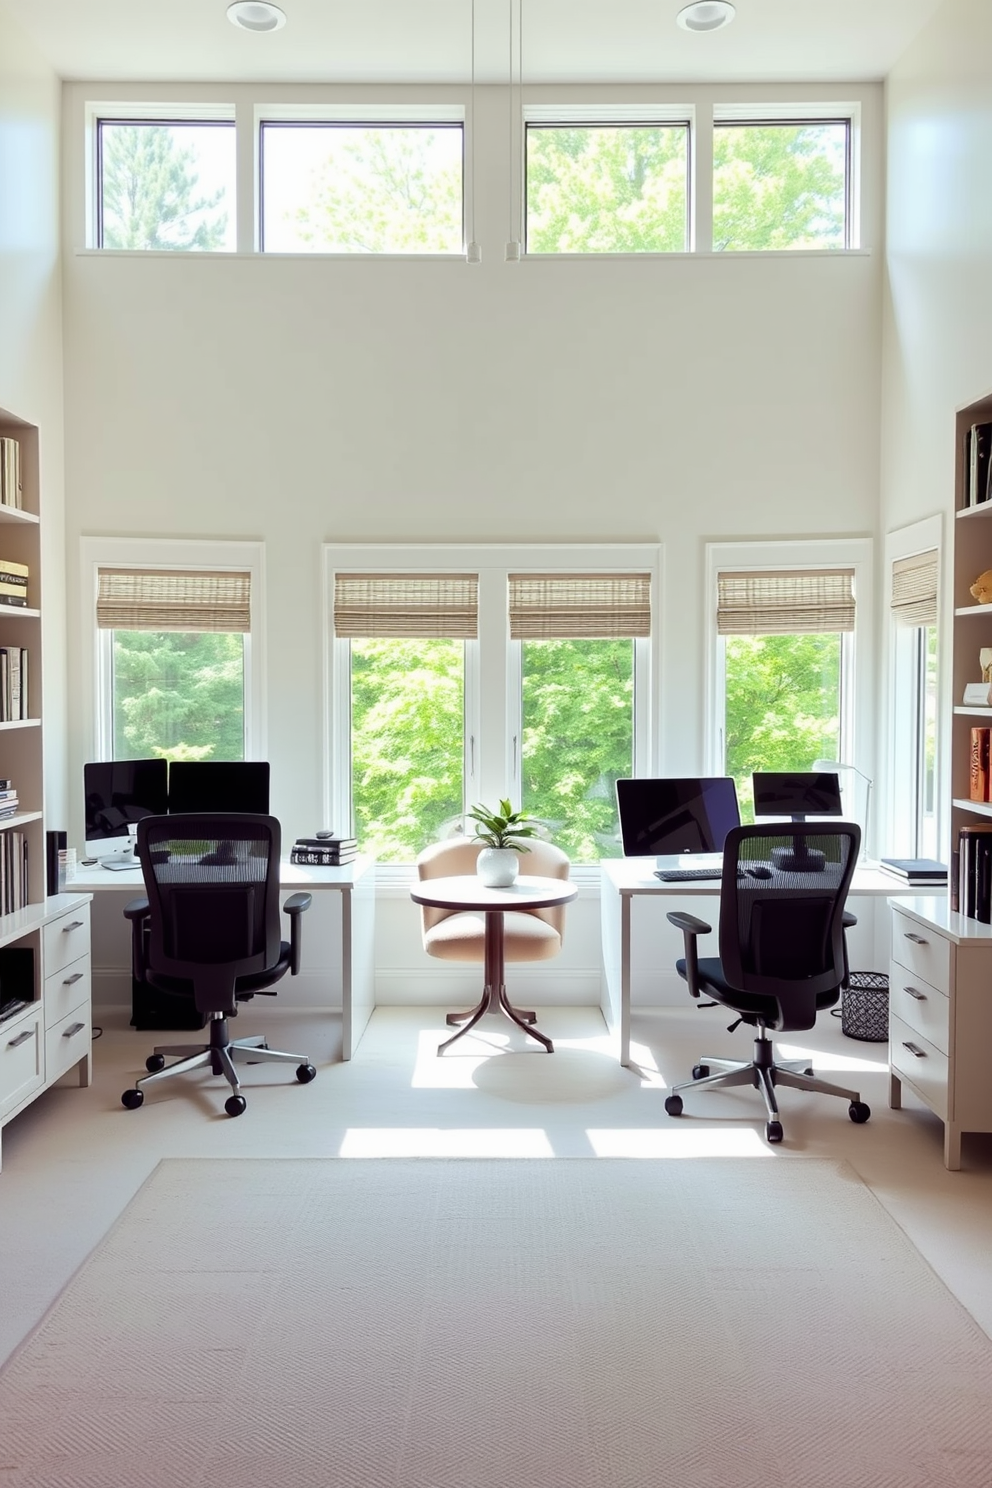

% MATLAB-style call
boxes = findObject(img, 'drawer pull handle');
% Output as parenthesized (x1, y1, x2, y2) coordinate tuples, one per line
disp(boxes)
(7, 1029, 33, 1048)
(902, 1041, 927, 1058)
(904, 985, 926, 1001)
(61, 972, 84, 986)
(904, 933, 928, 945)
(61, 921, 84, 933)
(62, 1022, 85, 1039)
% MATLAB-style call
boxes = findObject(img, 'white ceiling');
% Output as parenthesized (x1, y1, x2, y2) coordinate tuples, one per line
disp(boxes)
(3, 0, 946, 85)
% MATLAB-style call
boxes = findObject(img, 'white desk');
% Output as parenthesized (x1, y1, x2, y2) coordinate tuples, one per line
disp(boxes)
(69, 856, 376, 1060)
(600, 858, 902, 1067)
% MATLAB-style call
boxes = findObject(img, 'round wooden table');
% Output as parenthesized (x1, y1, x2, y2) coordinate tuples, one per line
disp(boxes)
(410, 874, 578, 1054)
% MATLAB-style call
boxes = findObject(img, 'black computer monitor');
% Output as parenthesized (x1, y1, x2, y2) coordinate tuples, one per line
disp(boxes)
(84, 759, 169, 864)
(752, 771, 843, 823)
(615, 777, 741, 858)
(167, 761, 270, 816)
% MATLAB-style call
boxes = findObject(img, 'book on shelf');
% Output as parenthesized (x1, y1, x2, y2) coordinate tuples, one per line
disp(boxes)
(970, 727, 991, 800)
(957, 823, 992, 921)
(967, 421, 992, 506)
(294, 836, 357, 850)
(0, 438, 21, 510)
(879, 857, 948, 884)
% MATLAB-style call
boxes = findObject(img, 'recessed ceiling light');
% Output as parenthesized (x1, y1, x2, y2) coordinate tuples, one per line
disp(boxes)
(676, 1, 736, 32)
(226, 1, 286, 33)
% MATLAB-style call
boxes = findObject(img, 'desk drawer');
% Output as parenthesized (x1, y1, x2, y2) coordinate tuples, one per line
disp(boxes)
(888, 968, 950, 1056)
(0, 1008, 44, 1120)
(44, 954, 90, 1030)
(890, 1012, 949, 1120)
(45, 1006, 90, 1084)
(43, 909, 90, 979)
(890, 910, 950, 996)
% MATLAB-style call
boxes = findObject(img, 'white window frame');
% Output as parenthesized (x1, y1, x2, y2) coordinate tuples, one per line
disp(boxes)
(323, 542, 661, 872)
(79, 536, 267, 763)
(705, 537, 873, 842)
(883, 516, 942, 859)
(522, 104, 696, 257)
(84, 102, 237, 252)
(255, 103, 466, 257)
(712, 101, 861, 252)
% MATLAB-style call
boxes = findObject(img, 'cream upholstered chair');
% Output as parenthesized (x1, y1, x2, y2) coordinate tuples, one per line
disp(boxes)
(416, 836, 571, 969)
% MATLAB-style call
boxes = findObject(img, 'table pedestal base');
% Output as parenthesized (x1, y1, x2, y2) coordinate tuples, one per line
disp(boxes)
(437, 909, 554, 1055)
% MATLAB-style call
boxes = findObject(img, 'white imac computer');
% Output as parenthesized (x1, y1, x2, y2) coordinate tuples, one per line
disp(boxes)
(83, 759, 169, 869)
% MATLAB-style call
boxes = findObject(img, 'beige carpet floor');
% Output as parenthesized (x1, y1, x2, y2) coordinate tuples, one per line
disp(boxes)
(1, 1155, 990, 1488)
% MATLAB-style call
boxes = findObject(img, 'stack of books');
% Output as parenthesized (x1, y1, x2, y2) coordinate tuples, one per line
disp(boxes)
(879, 857, 948, 887)
(0, 439, 20, 510)
(0, 783, 19, 822)
(0, 560, 28, 608)
(290, 836, 358, 867)
(0, 830, 28, 915)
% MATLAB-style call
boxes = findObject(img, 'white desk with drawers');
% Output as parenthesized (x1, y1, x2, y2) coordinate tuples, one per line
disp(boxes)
(0, 893, 93, 1171)
(887, 896, 992, 1170)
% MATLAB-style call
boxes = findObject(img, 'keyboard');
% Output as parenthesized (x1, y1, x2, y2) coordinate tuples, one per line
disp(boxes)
(654, 868, 722, 882)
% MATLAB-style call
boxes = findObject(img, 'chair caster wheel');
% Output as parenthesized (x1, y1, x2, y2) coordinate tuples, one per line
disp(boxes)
(296, 1063, 317, 1083)
(692, 1064, 710, 1080)
(145, 1054, 166, 1072)
(849, 1100, 871, 1124)
(765, 1120, 784, 1143)
(225, 1095, 247, 1117)
(121, 1088, 144, 1110)
(665, 1094, 684, 1117)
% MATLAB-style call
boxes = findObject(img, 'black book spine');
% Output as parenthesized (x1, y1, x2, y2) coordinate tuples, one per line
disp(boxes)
(977, 837, 992, 924)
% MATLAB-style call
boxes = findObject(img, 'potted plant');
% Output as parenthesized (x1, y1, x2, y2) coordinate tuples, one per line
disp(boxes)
(468, 799, 540, 886)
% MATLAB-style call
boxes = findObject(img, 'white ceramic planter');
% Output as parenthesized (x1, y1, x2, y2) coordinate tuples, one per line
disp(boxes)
(476, 847, 520, 887)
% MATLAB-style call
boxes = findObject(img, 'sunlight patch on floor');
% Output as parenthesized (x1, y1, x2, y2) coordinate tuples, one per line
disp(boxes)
(339, 1128, 555, 1158)
(587, 1127, 772, 1158)
(776, 1041, 889, 1074)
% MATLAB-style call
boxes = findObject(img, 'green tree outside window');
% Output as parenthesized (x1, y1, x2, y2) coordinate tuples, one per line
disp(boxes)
(112, 631, 245, 761)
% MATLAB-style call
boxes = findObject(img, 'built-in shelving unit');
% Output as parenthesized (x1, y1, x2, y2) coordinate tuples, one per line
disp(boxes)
(950, 390, 992, 854)
(0, 406, 92, 1172)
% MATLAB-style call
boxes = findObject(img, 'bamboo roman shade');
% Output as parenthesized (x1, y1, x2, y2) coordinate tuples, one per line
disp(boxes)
(96, 568, 252, 632)
(508, 573, 652, 639)
(890, 549, 938, 628)
(333, 573, 479, 639)
(716, 569, 856, 636)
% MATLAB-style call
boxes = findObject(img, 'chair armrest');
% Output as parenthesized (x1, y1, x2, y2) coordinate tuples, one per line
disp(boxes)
(122, 896, 150, 982)
(284, 892, 312, 976)
(666, 911, 712, 1000)
(842, 910, 857, 929)
(666, 911, 711, 937)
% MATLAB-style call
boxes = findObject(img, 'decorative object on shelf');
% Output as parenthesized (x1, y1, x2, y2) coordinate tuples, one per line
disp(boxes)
(971, 570, 992, 604)
(468, 798, 539, 886)
(963, 682, 992, 705)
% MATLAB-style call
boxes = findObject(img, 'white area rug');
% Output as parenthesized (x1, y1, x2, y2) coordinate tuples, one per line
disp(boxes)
(2, 1157, 991, 1488)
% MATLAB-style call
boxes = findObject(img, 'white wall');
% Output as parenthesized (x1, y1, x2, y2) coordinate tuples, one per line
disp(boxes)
(0, 6, 66, 829)
(59, 78, 886, 1001)
(883, 0, 992, 858)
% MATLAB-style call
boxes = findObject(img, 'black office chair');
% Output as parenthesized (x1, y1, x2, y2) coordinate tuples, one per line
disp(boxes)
(664, 821, 870, 1144)
(120, 813, 317, 1118)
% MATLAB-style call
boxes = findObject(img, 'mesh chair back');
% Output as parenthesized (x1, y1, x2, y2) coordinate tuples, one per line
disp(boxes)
(718, 822, 860, 1030)
(136, 813, 283, 1014)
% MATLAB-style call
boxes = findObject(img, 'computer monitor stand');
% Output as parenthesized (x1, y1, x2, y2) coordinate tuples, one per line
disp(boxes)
(769, 815, 826, 873)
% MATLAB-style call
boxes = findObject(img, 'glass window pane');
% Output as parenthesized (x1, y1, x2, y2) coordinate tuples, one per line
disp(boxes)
(98, 122, 235, 251)
(351, 639, 464, 861)
(520, 638, 634, 861)
(724, 633, 841, 823)
(112, 632, 245, 760)
(261, 124, 464, 253)
(525, 125, 689, 253)
(918, 625, 938, 859)
(713, 121, 848, 251)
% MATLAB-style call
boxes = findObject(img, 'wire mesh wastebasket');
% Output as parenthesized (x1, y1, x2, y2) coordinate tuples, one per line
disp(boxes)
(837, 971, 889, 1041)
